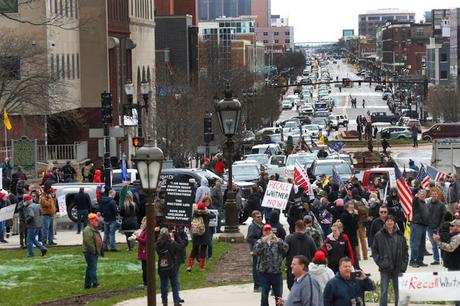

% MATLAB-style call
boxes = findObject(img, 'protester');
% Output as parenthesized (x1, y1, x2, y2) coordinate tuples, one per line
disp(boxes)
(23, 195, 47, 257)
(187, 202, 214, 272)
(276, 255, 323, 306)
(285, 220, 317, 290)
(318, 197, 333, 238)
(120, 191, 139, 251)
(246, 210, 264, 292)
(195, 178, 211, 203)
(304, 215, 323, 249)
(0, 193, 8, 243)
(368, 206, 388, 248)
(210, 180, 224, 232)
(100, 189, 118, 252)
(82, 213, 103, 289)
(62, 160, 77, 182)
(202, 196, 216, 258)
(426, 189, 446, 265)
(74, 187, 92, 234)
(156, 227, 186, 306)
(354, 196, 369, 261)
(134, 217, 147, 288)
(410, 189, 429, 267)
(340, 201, 359, 263)
(323, 257, 375, 306)
(268, 210, 286, 240)
(308, 250, 334, 293)
(447, 175, 460, 215)
(321, 221, 355, 273)
(154, 190, 166, 227)
(17, 194, 28, 248)
(39, 188, 57, 246)
(253, 224, 289, 306)
(372, 215, 409, 306)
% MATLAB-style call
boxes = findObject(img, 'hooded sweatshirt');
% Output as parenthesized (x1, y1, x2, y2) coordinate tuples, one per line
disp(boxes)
(268, 210, 286, 240)
(285, 231, 317, 266)
(308, 262, 335, 292)
(195, 179, 211, 203)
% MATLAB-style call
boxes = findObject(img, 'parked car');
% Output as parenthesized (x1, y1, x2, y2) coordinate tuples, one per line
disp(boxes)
(422, 123, 460, 142)
(380, 127, 412, 139)
(243, 154, 270, 167)
(241, 130, 256, 150)
(328, 114, 349, 130)
(230, 161, 261, 182)
(310, 159, 353, 180)
(251, 143, 283, 155)
(282, 99, 293, 110)
(370, 112, 399, 125)
(284, 153, 318, 179)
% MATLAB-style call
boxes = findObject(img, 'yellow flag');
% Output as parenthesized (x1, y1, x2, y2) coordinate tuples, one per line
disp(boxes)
(3, 111, 12, 130)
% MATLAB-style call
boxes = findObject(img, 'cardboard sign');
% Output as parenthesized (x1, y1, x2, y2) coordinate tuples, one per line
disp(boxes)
(399, 271, 460, 302)
(208, 209, 219, 227)
(163, 179, 196, 226)
(57, 195, 67, 217)
(0, 205, 15, 222)
(261, 180, 293, 210)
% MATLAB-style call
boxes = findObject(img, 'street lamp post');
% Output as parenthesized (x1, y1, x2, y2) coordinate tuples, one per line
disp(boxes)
(132, 142, 164, 306)
(139, 80, 150, 143)
(215, 84, 245, 242)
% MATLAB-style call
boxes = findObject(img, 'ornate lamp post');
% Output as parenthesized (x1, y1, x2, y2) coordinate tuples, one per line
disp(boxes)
(132, 142, 164, 306)
(215, 84, 245, 242)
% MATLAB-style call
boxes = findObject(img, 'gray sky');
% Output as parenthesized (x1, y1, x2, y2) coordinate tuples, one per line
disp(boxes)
(271, 0, 460, 42)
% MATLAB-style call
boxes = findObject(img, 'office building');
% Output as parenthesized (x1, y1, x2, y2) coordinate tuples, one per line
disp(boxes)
(359, 8, 415, 37)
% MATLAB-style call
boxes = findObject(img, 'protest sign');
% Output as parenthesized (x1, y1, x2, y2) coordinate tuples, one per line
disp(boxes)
(162, 177, 196, 226)
(261, 180, 293, 210)
(57, 195, 67, 217)
(0, 205, 15, 222)
(208, 209, 219, 227)
(399, 271, 460, 302)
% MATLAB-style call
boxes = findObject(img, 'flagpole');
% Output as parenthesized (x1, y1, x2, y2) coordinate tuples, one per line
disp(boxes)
(4, 125, 7, 158)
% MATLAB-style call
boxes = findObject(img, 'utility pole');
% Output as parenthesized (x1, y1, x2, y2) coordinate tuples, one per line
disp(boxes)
(101, 92, 113, 195)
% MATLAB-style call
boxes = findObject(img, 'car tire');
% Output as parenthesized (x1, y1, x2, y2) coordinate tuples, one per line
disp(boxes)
(67, 200, 78, 223)
(423, 135, 432, 142)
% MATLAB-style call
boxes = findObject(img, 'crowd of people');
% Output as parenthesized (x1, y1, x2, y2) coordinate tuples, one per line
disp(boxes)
(244, 165, 460, 306)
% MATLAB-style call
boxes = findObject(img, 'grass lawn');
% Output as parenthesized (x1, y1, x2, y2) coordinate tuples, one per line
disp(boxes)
(0, 242, 230, 306)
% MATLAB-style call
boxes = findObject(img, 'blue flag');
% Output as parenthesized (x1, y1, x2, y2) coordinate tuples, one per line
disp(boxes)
(328, 142, 344, 152)
(121, 154, 129, 182)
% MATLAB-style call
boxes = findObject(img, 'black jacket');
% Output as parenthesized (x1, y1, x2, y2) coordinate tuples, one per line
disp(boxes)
(268, 211, 286, 240)
(74, 191, 91, 211)
(246, 221, 263, 250)
(192, 209, 215, 246)
(100, 196, 118, 222)
(340, 211, 359, 247)
(285, 231, 317, 266)
(411, 197, 429, 226)
(427, 199, 446, 230)
(368, 218, 385, 247)
(156, 236, 187, 273)
(246, 193, 261, 214)
(372, 227, 409, 273)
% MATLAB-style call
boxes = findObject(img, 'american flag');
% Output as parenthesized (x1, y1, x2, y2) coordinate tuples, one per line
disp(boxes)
(416, 164, 430, 189)
(395, 165, 414, 221)
(426, 165, 449, 183)
(294, 161, 315, 200)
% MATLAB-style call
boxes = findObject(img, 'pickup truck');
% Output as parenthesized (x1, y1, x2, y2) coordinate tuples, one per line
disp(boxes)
(370, 112, 399, 125)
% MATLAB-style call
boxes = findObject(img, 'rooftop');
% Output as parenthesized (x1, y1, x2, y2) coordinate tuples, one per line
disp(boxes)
(362, 8, 415, 15)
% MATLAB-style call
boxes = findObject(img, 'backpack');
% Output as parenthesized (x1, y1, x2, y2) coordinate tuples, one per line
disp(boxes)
(190, 216, 205, 236)
(157, 247, 174, 276)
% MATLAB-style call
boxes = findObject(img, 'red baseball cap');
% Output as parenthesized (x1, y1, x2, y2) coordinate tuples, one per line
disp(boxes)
(313, 250, 327, 263)
(262, 224, 272, 231)
(23, 195, 33, 201)
(197, 202, 206, 210)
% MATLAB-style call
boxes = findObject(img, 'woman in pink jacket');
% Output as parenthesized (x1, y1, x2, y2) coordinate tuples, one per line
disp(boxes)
(135, 217, 148, 287)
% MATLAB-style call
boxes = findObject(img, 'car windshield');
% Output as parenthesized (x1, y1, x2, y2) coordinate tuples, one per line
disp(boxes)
(303, 125, 318, 131)
(232, 165, 259, 177)
(286, 155, 317, 166)
(244, 155, 269, 165)
(314, 163, 352, 176)
(313, 119, 325, 125)
(270, 134, 282, 142)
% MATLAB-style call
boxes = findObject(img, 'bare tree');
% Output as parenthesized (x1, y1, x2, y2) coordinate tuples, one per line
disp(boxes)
(426, 83, 460, 122)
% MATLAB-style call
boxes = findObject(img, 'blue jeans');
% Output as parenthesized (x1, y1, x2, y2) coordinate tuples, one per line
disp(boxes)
(252, 255, 261, 289)
(160, 271, 180, 304)
(207, 227, 215, 258)
(410, 223, 426, 264)
(84, 253, 99, 288)
(77, 210, 89, 233)
(41, 215, 54, 244)
(0, 221, 5, 240)
(259, 272, 282, 306)
(380, 270, 399, 306)
(103, 221, 117, 251)
(427, 228, 440, 262)
(27, 228, 47, 257)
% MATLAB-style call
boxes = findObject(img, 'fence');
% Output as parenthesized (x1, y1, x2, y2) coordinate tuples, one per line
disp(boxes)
(0, 142, 88, 163)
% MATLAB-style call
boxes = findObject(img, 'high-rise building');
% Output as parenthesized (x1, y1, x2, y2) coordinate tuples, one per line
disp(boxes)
(255, 15, 294, 51)
(450, 8, 460, 80)
(251, 0, 271, 27)
(359, 9, 415, 38)
(198, 0, 270, 27)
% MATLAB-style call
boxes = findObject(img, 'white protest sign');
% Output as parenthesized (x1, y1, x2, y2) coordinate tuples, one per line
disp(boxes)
(208, 209, 219, 227)
(399, 271, 460, 302)
(57, 195, 67, 217)
(261, 180, 293, 210)
(0, 205, 15, 222)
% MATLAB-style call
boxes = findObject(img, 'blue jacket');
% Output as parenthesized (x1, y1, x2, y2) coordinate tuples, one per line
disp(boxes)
(100, 196, 118, 222)
(323, 273, 375, 306)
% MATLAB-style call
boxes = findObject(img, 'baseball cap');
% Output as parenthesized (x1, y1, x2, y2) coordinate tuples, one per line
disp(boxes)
(197, 202, 206, 210)
(160, 227, 169, 235)
(88, 213, 100, 222)
(313, 250, 326, 263)
(262, 224, 272, 231)
(303, 215, 313, 223)
(23, 195, 33, 201)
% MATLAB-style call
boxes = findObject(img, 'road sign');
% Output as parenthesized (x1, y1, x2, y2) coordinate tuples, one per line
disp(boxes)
(89, 127, 124, 138)
(98, 138, 117, 157)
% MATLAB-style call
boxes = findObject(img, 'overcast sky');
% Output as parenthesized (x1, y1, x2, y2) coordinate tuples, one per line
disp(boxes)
(271, 0, 460, 42)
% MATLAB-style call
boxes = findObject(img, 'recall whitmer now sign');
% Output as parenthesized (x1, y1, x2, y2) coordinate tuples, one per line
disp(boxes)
(399, 271, 460, 302)
(261, 180, 293, 210)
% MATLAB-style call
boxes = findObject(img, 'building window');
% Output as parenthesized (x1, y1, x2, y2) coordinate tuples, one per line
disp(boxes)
(361, 17, 366, 21)
(263, 32, 268, 36)
(263, 40, 268, 43)
(0, 56, 20, 80)
(0, 0, 19, 13)
(274, 32, 279, 36)
(285, 39, 290, 43)
(285, 31, 290, 35)
(440, 70, 448, 79)
(441, 53, 448, 62)
(274, 39, 279, 44)
(76, 53, 80, 79)
(368, 16, 380, 21)
(71, 54, 75, 79)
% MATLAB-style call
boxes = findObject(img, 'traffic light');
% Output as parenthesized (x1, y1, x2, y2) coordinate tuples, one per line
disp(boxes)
(101, 92, 113, 124)
(124, 93, 133, 116)
(132, 136, 144, 147)
(203, 115, 214, 144)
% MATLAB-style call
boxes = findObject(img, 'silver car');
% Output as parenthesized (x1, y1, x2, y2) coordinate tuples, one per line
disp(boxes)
(380, 127, 412, 139)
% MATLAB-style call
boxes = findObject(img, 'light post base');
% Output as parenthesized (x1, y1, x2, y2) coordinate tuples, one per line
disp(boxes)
(218, 232, 245, 243)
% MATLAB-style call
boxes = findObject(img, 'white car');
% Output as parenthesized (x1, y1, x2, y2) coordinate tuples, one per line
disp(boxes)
(328, 115, 349, 130)
(282, 99, 293, 110)
(302, 124, 321, 138)
(251, 144, 283, 155)
(284, 153, 318, 179)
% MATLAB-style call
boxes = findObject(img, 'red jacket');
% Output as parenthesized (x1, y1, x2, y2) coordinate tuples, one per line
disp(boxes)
(136, 229, 147, 261)
(215, 161, 225, 174)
